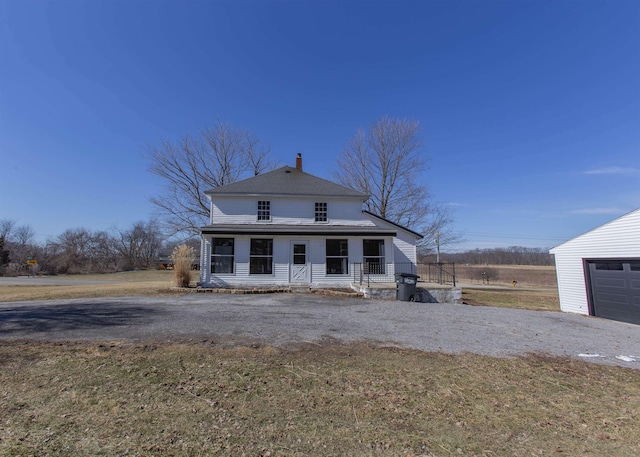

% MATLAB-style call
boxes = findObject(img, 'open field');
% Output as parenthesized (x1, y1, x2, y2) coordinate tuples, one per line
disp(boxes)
(0, 270, 179, 302)
(456, 264, 557, 287)
(462, 287, 560, 312)
(1, 341, 639, 457)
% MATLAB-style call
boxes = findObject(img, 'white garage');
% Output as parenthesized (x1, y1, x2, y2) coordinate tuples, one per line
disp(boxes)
(550, 208, 640, 325)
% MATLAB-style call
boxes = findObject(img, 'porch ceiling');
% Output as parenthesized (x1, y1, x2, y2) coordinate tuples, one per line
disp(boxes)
(200, 224, 396, 237)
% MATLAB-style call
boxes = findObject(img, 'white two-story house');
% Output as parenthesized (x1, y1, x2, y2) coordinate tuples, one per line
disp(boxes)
(199, 154, 422, 288)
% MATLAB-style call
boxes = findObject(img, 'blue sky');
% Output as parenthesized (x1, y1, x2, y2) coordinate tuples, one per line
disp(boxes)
(0, 0, 638, 250)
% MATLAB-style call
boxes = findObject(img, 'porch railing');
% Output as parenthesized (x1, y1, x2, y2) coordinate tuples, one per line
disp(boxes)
(417, 262, 456, 286)
(353, 262, 456, 286)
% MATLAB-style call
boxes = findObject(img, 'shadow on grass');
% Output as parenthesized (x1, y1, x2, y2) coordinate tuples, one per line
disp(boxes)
(0, 301, 160, 335)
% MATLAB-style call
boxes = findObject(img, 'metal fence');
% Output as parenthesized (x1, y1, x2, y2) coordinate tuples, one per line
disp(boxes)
(353, 262, 456, 286)
(417, 263, 456, 286)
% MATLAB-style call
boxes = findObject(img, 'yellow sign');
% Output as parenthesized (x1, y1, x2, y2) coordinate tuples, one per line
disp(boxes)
(27, 259, 38, 265)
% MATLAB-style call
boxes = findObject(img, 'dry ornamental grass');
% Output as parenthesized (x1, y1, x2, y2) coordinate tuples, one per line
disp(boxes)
(1, 341, 638, 456)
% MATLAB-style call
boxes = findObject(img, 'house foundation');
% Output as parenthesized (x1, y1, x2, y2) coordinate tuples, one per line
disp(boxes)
(350, 282, 462, 303)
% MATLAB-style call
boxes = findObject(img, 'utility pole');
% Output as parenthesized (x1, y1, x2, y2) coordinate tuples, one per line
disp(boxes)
(435, 232, 441, 264)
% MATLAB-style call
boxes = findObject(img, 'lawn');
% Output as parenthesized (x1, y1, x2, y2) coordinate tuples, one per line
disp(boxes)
(1, 341, 638, 456)
(462, 287, 561, 311)
(3, 269, 636, 456)
(0, 270, 179, 302)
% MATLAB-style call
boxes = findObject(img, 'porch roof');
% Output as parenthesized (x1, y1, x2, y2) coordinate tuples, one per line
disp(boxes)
(200, 224, 396, 237)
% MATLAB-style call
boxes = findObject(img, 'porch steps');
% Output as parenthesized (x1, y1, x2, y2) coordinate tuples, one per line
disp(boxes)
(289, 285, 311, 294)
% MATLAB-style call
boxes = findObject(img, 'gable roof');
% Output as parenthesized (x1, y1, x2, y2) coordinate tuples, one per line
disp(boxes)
(205, 166, 368, 199)
(549, 208, 640, 253)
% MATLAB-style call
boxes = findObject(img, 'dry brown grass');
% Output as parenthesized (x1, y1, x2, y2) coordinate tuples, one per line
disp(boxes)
(457, 265, 557, 287)
(1, 341, 638, 456)
(463, 287, 561, 311)
(0, 270, 178, 302)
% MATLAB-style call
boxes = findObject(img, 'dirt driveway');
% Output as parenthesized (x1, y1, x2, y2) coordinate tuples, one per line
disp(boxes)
(1, 293, 639, 368)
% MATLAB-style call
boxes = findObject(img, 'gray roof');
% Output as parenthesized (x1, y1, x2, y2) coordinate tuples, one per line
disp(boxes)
(205, 166, 368, 199)
(363, 210, 424, 239)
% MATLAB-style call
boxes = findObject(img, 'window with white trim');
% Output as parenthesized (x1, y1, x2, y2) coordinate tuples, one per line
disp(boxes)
(315, 202, 327, 222)
(257, 200, 271, 221)
(363, 239, 385, 274)
(211, 238, 234, 274)
(326, 239, 348, 275)
(250, 239, 273, 274)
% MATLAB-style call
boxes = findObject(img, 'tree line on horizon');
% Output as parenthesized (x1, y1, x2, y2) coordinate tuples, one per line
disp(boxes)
(420, 246, 554, 266)
(0, 216, 553, 277)
(0, 219, 195, 276)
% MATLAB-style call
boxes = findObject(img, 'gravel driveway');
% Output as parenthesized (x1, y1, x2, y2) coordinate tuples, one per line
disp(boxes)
(1, 293, 639, 368)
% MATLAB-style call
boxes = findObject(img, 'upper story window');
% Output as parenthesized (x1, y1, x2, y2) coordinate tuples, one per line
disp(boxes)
(315, 202, 327, 222)
(257, 200, 271, 221)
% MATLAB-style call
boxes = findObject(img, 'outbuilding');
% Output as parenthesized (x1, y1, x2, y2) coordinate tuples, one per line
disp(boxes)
(550, 208, 640, 325)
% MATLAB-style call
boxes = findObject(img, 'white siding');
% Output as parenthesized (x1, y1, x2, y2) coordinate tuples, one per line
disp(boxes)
(362, 213, 419, 265)
(550, 209, 640, 315)
(210, 196, 375, 226)
(211, 199, 257, 224)
(201, 193, 422, 288)
(199, 236, 210, 284)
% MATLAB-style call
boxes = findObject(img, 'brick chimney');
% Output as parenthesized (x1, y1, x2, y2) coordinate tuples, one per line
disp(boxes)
(295, 153, 302, 171)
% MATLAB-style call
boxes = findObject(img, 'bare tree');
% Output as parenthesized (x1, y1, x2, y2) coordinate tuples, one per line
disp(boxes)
(112, 220, 163, 270)
(420, 203, 464, 258)
(0, 220, 15, 240)
(47, 228, 118, 274)
(148, 120, 276, 236)
(333, 116, 459, 247)
(333, 117, 427, 226)
(0, 236, 10, 275)
(0, 220, 39, 272)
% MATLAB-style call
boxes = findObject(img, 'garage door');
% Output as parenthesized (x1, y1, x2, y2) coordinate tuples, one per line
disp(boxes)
(588, 260, 640, 325)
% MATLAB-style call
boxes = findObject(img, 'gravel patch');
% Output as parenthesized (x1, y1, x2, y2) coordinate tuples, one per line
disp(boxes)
(1, 293, 639, 368)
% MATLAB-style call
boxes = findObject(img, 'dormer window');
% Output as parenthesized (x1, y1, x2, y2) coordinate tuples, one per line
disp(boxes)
(315, 202, 327, 222)
(257, 200, 271, 221)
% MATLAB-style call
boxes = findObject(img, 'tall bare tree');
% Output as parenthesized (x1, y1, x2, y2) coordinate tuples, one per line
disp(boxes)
(112, 220, 163, 270)
(148, 120, 276, 236)
(333, 117, 428, 227)
(333, 116, 459, 248)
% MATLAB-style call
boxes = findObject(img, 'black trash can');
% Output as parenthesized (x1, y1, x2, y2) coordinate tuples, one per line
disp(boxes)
(395, 273, 419, 301)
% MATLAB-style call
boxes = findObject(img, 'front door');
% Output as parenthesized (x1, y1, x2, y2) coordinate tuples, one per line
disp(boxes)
(290, 242, 310, 283)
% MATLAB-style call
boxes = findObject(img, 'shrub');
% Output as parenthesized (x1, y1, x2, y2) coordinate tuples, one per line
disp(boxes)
(171, 244, 195, 287)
